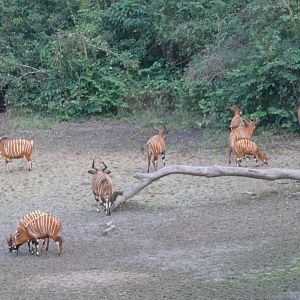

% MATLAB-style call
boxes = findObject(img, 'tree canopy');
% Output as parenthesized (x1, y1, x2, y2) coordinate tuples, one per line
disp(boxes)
(0, 0, 299, 129)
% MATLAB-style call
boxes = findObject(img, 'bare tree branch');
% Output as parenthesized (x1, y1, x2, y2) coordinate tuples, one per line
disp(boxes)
(12, 61, 51, 76)
(16, 71, 38, 80)
(111, 165, 300, 210)
(282, 0, 292, 15)
(0, 56, 52, 78)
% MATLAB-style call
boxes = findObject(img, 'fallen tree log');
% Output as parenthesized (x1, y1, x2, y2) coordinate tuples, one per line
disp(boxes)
(111, 165, 300, 210)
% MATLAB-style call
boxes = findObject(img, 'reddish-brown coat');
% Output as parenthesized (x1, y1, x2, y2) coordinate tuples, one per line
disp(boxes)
(0, 137, 35, 171)
(88, 160, 114, 216)
(234, 138, 268, 167)
(146, 127, 168, 172)
(228, 119, 261, 164)
(229, 106, 245, 131)
(7, 212, 62, 255)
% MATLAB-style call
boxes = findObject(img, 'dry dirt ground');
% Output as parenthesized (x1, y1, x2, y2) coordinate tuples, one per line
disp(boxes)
(0, 115, 300, 300)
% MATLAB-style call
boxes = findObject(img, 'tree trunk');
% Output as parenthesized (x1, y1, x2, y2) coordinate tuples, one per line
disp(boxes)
(111, 165, 300, 210)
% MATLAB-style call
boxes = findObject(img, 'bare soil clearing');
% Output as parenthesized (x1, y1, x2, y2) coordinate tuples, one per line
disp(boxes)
(0, 116, 300, 300)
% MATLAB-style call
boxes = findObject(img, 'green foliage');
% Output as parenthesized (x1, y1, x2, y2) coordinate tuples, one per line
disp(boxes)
(186, 0, 300, 130)
(0, 0, 299, 129)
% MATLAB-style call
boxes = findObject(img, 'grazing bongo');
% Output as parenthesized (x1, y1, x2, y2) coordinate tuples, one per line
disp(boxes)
(88, 159, 122, 216)
(229, 105, 245, 131)
(234, 138, 268, 167)
(228, 119, 261, 164)
(146, 125, 169, 172)
(7, 212, 62, 256)
(0, 136, 35, 171)
(17, 210, 49, 254)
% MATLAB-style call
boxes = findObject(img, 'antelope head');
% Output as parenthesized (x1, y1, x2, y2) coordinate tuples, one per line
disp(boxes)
(6, 233, 20, 254)
(88, 159, 111, 175)
(244, 118, 261, 129)
(261, 154, 268, 166)
(153, 125, 169, 140)
(229, 105, 244, 116)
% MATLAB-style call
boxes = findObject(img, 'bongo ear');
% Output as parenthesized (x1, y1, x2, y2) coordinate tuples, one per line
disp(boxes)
(88, 169, 97, 175)
(229, 106, 237, 113)
(254, 119, 261, 126)
(243, 119, 250, 126)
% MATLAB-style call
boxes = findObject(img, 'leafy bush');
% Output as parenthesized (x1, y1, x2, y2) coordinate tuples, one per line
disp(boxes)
(0, 0, 299, 130)
(186, 0, 300, 130)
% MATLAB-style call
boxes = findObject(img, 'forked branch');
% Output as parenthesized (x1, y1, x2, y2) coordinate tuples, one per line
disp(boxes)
(111, 165, 300, 210)
(282, 0, 292, 15)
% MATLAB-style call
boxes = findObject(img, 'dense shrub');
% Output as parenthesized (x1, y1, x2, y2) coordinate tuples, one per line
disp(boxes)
(0, 0, 299, 129)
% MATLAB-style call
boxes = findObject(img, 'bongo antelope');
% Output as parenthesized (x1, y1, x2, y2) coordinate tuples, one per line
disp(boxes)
(16, 210, 49, 254)
(88, 159, 123, 216)
(228, 119, 261, 164)
(0, 136, 35, 171)
(146, 125, 168, 172)
(7, 212, 62, 256)
(234, 138, 268, 167)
